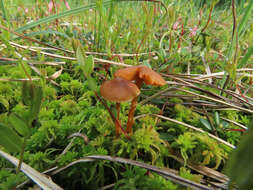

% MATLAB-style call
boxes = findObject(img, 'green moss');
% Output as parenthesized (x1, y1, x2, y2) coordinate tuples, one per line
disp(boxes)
(0, 170, 26, 190)
(114, 167, 177, 190)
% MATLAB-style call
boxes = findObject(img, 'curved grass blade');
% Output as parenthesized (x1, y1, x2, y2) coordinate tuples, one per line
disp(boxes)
(16, 0, 112, 33)
(18, 30, 70, 39)
(52, 155, 214, 190)
(238, 0, 253, 35)
(238, 44, 253, 68)
(0, 149, 63, 190)
(0, 0, 8, 22)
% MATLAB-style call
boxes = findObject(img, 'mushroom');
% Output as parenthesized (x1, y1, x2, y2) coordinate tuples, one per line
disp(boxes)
(100, 77, 140, 136)
(114, 65, 166, 134)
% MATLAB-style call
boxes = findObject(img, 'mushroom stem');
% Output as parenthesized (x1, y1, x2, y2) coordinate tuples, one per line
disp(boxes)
(126, 79, 143, 134)
(115, 102, 121, 136)
(94, 92, 129, 139)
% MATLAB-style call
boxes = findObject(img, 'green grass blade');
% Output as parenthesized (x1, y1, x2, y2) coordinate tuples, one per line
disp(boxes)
(238, 1, 253, 35)
(0, 0, 8, 22)
(16, 0, 112, 33)
(14, 30, 70, 40)
(238, 44, 253, 68)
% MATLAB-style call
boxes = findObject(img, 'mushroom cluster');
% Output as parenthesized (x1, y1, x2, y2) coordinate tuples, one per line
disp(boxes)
(100, 65, 166, 136)
(100, 77, 140, 136)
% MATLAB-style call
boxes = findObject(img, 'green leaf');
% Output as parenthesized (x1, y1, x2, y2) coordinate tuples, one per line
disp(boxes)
(87, 77, 97, 91)
(77, 46, 94, 78)
(9, 113, 30, 137)
(220, 120, 229, 128)
(226, 125, 253, 190)
(77, 46, 86, 72)
(22, 81, 32, 106)
(0, 123, 22, 152)
(22, 82, 43, 121)
(30, 85, 43, 121)
(214, 112, 220, 126)
(200, 118, 212, 130)
(84, 55, 94, 77)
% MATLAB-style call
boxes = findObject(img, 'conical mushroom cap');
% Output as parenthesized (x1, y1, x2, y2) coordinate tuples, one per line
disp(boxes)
(114, 65, 166, 86)
(114, 66, 139, 81)
(100, 78, 140, 102)
(138, 66, 166, 86)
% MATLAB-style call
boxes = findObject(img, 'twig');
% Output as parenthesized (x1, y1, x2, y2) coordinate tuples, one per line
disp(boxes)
(220, 117, 248, 130)
(175, 87, 253, 114)
(201, 5, 214, 33)
(139, 87, 174, 105)
(9, 41, 131, 67)
(0, 24, 72, 54)
(97, 183, 116, 190)
(201, 54, 212, 84)
(50, 155, 215, 190)
(152, 114, 235, 149)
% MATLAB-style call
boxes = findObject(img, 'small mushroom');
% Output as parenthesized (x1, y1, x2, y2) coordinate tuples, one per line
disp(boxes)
(100, 77, 140, 136)
(115, 65, 166, 87)
(114, 65, 166, 134)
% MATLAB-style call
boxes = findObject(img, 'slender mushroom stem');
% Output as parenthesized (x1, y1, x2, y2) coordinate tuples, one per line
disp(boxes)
(95, 92, 129, 139)
(126, 79, 143, 134)
(115, 102, 121, 136)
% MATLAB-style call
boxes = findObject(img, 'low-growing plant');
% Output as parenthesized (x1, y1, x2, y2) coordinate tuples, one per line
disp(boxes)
(0, 0, 252, 189)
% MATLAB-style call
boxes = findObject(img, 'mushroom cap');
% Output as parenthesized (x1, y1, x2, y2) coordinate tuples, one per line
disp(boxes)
(138, 66, 166, 86)
(114, 66, 139, 81)
(100, 77, 140, 102)
(114, 65, 166, 86)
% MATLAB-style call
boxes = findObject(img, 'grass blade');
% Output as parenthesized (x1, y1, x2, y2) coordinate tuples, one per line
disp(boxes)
(16, 0, 112, 33)
(238, 0, 253, 35)
(0, 149, 63, 190)
(0, 0, 8, 22)
(238, 44, 253, 68)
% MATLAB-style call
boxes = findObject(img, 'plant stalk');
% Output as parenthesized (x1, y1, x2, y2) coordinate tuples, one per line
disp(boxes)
(16, 137, 27, 173)
(115, 102, 121, 136)
(95, 92, 129, 138)
(126, 79, 143, 134)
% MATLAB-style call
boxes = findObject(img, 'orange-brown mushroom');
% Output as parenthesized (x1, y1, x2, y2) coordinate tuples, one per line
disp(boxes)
(100, 77, 140, 136)
(138, 66, 166, 86)
(115, 65, 166, 87)
(114, 65, 166, 134)
(114, 66, 139, 81)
